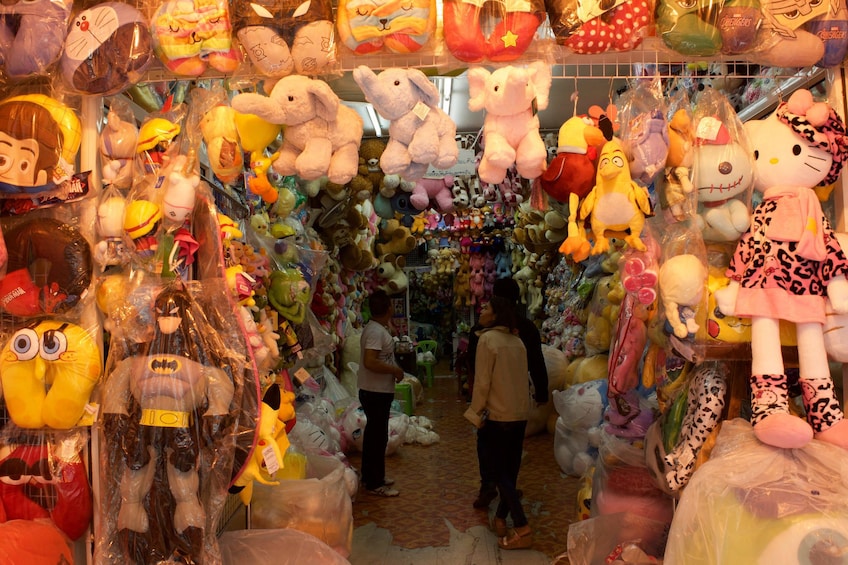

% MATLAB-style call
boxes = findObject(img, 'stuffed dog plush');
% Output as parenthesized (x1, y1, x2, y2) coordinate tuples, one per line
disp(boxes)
(353, 66, 458, 181)
(232, 75, 363, 184)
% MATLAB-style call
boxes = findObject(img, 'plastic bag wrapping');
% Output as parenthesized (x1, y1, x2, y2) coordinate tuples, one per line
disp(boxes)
(567, 512, 669, 565)
(0, 518, 75, 565)
(0, 0, 71, 80)
(655, 0, 761, 56)
(553, 0, 653, 54)
(100, 97, 140, 191)
(0, 93, 82, 204)
(94, 279, 245, 565)
(250, 453, 354, 558)
(553, 379, 608, 477)
(232, 0, 338, 78)
(219, 528, 349, 564)
(336, 0, 436, 56)
(654, 90, 696, 223)
(60, 1, 155, 96)
(691, 88, 754, 246)
(442, 0, 550, 63)
(0, 428, 92, 542)
(665, 418, 848, 565)
(618, 79, 669, 188)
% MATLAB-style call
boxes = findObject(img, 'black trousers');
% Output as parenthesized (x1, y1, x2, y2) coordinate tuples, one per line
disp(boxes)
(479, 419, 528, 528)
(359, 388, 394, 490)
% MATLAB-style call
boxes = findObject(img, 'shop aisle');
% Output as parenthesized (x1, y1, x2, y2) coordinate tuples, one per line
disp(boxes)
(346, 362, 579, 564)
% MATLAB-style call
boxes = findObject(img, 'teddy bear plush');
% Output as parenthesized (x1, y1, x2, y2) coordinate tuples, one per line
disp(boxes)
(410, 175, 456, 213)
(353, 66, 458, 181)
(376, 218, 416, 256)
(232, 75, 363, 184)
(376, 253, 408, 294)
(467, 61, 552, 184)
(715, 89, 848, 450)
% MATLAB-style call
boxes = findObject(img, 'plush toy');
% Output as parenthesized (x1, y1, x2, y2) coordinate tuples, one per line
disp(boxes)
(0, 439, 92, 541)
(656, 0, 761, 56)
(748, 0, 828, 67)
(714, 89, 848, 450)
(357, 139, 389, 196)
(0, 520, 75, 564)
(100, 108, 139, 189)
(337, 0, 435, 53)
(353, 66, 459, 181)
(578, 137, 652, 255)
(0, 320, 101, 429)
(232, 76, 363, 184)
(410, 175, 455, 213)
(539, 114, 606, 203)
(232, 0, 335, 78)
(376, 253, 408, 294)
(268, 267, 311, 324)
(60, 2, 154, 95)
(150, 0, 240, 76)
(660, 108, 696, 221)
(693, 115, 753, 243)
(625, 108, 670, 187)
(200, 105, 244, 185)
(561, 0, 652, 54)
(0, 0, 71, 78)
(467, 62, 551, 184)
(0, 94, 80, 197)
(442, 0, 545, 62)
(553, 379, 608, 477)
(376, 218, 416, 256)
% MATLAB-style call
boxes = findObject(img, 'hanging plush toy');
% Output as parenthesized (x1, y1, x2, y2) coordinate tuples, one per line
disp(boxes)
(352, 66, 458, 181)
(467, 62, 552, 185)
(714, 89, 848, 450)
(233, 0, 336, 77)
(99, 284, 236, 562)
(151, 0, 240, 76)
(100, 107, 139, 189)
(578, 137, 653, 255)
(0, 0, 71, 79)
(442, 0, 545, 62)
(232, 76, 363, 185)
(336, 0, 435, 54)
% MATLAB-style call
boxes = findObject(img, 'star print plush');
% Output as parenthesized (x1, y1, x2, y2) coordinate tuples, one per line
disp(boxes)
(443, 0, 546, 62)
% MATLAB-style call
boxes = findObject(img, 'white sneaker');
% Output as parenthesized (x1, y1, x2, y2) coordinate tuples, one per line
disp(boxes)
(367, 485, 399, 497)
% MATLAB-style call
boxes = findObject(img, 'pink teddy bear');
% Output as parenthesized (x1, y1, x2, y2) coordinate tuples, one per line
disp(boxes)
(411, 175, 456, 213)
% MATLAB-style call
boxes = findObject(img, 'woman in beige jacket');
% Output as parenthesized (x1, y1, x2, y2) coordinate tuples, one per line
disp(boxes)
(469, 295, 531, 550)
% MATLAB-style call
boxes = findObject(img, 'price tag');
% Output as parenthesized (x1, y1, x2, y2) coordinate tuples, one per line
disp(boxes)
(263, 444, 280, 476)
(413, 101, 430, 121)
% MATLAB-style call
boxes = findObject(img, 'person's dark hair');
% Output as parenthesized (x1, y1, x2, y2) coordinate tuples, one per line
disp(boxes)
(492, 277, 520, 304)
(369, 289, 392, 317)
(488, 295, 517, 330)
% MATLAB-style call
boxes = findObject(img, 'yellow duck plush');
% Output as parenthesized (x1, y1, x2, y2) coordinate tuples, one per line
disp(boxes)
(579, 137, 652, 255)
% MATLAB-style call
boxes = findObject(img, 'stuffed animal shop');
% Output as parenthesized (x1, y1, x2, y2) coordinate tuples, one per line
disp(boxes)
(715, 89, 848, 450)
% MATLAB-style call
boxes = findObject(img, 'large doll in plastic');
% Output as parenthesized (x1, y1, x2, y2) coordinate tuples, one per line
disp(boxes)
(99, 284, 235, 563)
(715, 90, 848, 450)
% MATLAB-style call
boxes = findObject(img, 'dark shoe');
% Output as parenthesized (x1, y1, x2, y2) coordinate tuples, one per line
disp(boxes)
(499, 525, 533, 550)
(473, 489, 497, 509)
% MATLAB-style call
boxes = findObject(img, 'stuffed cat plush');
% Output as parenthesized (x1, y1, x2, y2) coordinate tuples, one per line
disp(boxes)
(714, 89, 848, 450)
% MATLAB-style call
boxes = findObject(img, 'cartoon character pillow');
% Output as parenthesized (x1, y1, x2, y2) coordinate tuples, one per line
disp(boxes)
(60, 2, 155, 96)
(443, 0, 546, 62)
(0, 94, 80, 198)
(151, 0, 240, 76)
(233, 0, 336, 77)
(337, 0, 436, 54)
(0, 0, 72, 79)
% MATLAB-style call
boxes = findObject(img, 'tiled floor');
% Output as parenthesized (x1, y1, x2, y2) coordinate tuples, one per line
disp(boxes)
(346, 366, 580, 563)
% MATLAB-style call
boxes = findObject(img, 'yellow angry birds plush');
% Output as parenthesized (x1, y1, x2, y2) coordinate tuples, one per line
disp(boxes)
(0, 320, 102, 428)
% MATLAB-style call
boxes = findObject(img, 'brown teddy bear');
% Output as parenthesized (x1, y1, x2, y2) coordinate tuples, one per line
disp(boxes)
(375, 218, 416, 256)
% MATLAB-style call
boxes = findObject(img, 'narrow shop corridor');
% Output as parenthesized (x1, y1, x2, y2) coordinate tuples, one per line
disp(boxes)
(346, 362, 579, 564)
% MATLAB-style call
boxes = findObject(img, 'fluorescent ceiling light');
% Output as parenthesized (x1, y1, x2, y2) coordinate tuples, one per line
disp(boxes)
(366, 104, 382, 137)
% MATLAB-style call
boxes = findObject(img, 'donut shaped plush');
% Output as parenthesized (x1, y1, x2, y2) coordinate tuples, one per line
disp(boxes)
(443, 0, 545, 62)
(61, 2, 155, 96)
(233, 0, 336, 77)
(336, 0, 436, 54)
(0, 0, 72, 79)
(0, 218, 92, 317)
(151, 0, 240, 76)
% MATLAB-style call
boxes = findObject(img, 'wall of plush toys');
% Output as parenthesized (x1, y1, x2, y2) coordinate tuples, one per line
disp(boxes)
(0, 0, 848, 561)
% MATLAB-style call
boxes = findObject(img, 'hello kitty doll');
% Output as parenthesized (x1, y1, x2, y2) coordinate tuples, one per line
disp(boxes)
(714, 89, 848, 450)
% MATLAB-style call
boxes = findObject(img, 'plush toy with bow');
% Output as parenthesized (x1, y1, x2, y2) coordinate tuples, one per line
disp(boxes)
(714, 89, 848, 450)
(353, 66, 458, 181)
(467, 62, 551, 184)
(232, 76, 363, 185)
